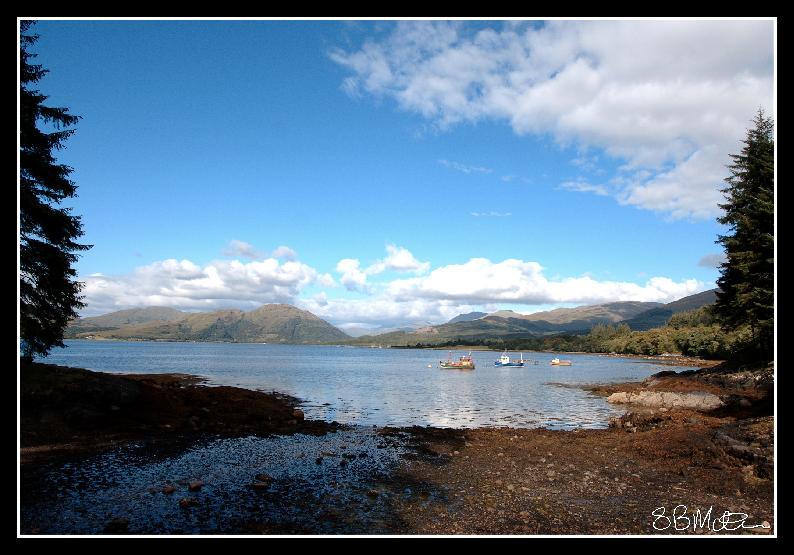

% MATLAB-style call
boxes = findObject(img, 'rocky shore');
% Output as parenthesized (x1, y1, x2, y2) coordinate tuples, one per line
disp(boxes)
(385, 362, 774, 534)
(20, 363, 337, 463)
(19, 361, 774, 535)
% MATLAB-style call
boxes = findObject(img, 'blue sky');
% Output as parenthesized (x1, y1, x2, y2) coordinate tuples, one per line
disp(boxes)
(23, 19, 775, 332)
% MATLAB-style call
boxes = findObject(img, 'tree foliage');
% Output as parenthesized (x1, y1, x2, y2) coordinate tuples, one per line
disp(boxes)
(714, 110, 775, 361)
(20, 21, 90, 361)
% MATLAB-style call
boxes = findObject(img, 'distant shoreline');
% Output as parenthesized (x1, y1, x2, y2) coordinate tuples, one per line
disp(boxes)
(60, 337, 721, 368)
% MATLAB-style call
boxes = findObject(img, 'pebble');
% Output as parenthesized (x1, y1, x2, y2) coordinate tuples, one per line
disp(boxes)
(188, 480, 203, 491)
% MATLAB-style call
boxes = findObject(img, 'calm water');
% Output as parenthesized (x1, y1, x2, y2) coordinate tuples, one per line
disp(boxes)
(43, 340, 689, 430)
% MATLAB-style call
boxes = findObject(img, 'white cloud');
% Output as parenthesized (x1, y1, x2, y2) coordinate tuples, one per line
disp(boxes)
(559, 180, 608, 196)
(438, 158, 493, 174)
(81, 257, 325, 315)
(272, 245, 298, 260)
(297, 296, 483, 330)
(335, 245, 430, 291)
(79, 252, 708, 331)
(388, 257, 704, 305)
(367, 244, 430, 275)
(471, 211, 512, 217)
(223, 239, 264, 260)
(336, 258, 370, 292)
(330, 20, 774, 219)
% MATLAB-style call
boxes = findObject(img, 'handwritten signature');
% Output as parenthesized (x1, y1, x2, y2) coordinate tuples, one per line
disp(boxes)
(652, 505, 771, 532)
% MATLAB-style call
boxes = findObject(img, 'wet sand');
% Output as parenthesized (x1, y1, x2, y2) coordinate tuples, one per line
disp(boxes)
(19, 361, 774, 535)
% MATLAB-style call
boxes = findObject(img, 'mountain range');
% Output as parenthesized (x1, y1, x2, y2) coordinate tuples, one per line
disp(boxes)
(65, 304, 350, 344)
(348, 289, 718, 345)
(65, 289, 717, 345)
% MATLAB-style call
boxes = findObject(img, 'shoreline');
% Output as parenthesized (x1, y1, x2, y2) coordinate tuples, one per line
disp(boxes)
(60, 337, 724, 368)
(20, 362, 773, 535)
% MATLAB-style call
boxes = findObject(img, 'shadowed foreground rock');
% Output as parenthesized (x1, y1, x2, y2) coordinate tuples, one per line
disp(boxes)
(21, 362, 337, 461)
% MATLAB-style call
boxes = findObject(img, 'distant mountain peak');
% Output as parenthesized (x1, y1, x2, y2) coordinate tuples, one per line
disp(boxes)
(446, 311, 488, 324)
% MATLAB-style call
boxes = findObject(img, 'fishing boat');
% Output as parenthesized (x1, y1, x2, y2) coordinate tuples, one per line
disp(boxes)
(439, 351, 475, 370)
(550, 357, 572, 366)
(493, 350, 525, 367)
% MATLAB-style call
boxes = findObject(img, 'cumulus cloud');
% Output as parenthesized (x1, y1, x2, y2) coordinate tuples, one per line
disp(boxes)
(223, 239, 264, 260)
(78, 252, 708, 331)
(330, 20, 773, 219)
(272, 245, 298, 260)
(297, 296, 484, 330)
(388, 257, 704, 305)
(336, 258, 370, 292)
(368, 244, 430, 275)
(81, 257, 326, 315)
(335, 245, 430, 292)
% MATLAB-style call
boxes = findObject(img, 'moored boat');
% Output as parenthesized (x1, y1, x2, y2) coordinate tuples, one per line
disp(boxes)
(550, 357, 572, 366)
(439, 351, 475, 370)
(493, 350, 525, 367)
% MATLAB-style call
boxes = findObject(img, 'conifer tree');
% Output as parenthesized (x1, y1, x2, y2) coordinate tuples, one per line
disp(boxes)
(20, 21, 90, 361)
(714, 110, 774, 361)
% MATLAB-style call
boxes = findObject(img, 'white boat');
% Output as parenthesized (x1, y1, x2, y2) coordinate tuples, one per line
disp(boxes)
(493, 350, 525, 367)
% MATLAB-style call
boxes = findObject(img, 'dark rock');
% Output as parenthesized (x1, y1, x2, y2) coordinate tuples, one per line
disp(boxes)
(340, 459, 348, 467)
(188, 480, 203, 491)
(103, 518, 129, 533)
(652, 370, 679, 378)
(179, 497, 199, 507)
(254, 473, 272, 483)
(162, 485, 176, 494)
(292, 409, 305, 420)
(315, 457, 323, 464)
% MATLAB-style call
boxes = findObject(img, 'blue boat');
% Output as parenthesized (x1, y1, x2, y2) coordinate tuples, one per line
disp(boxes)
(493, 350, 525, 367)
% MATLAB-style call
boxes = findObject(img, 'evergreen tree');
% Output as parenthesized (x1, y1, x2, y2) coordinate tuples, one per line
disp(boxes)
(714, 109, 774, 361)
(20, 21, 90, 361)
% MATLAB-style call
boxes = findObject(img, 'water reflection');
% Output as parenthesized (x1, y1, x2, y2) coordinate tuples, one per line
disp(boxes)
(44, 342, 690, 429)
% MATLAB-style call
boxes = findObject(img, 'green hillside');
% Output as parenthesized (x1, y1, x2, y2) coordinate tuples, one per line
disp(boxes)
(66, 304, 349, 344)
